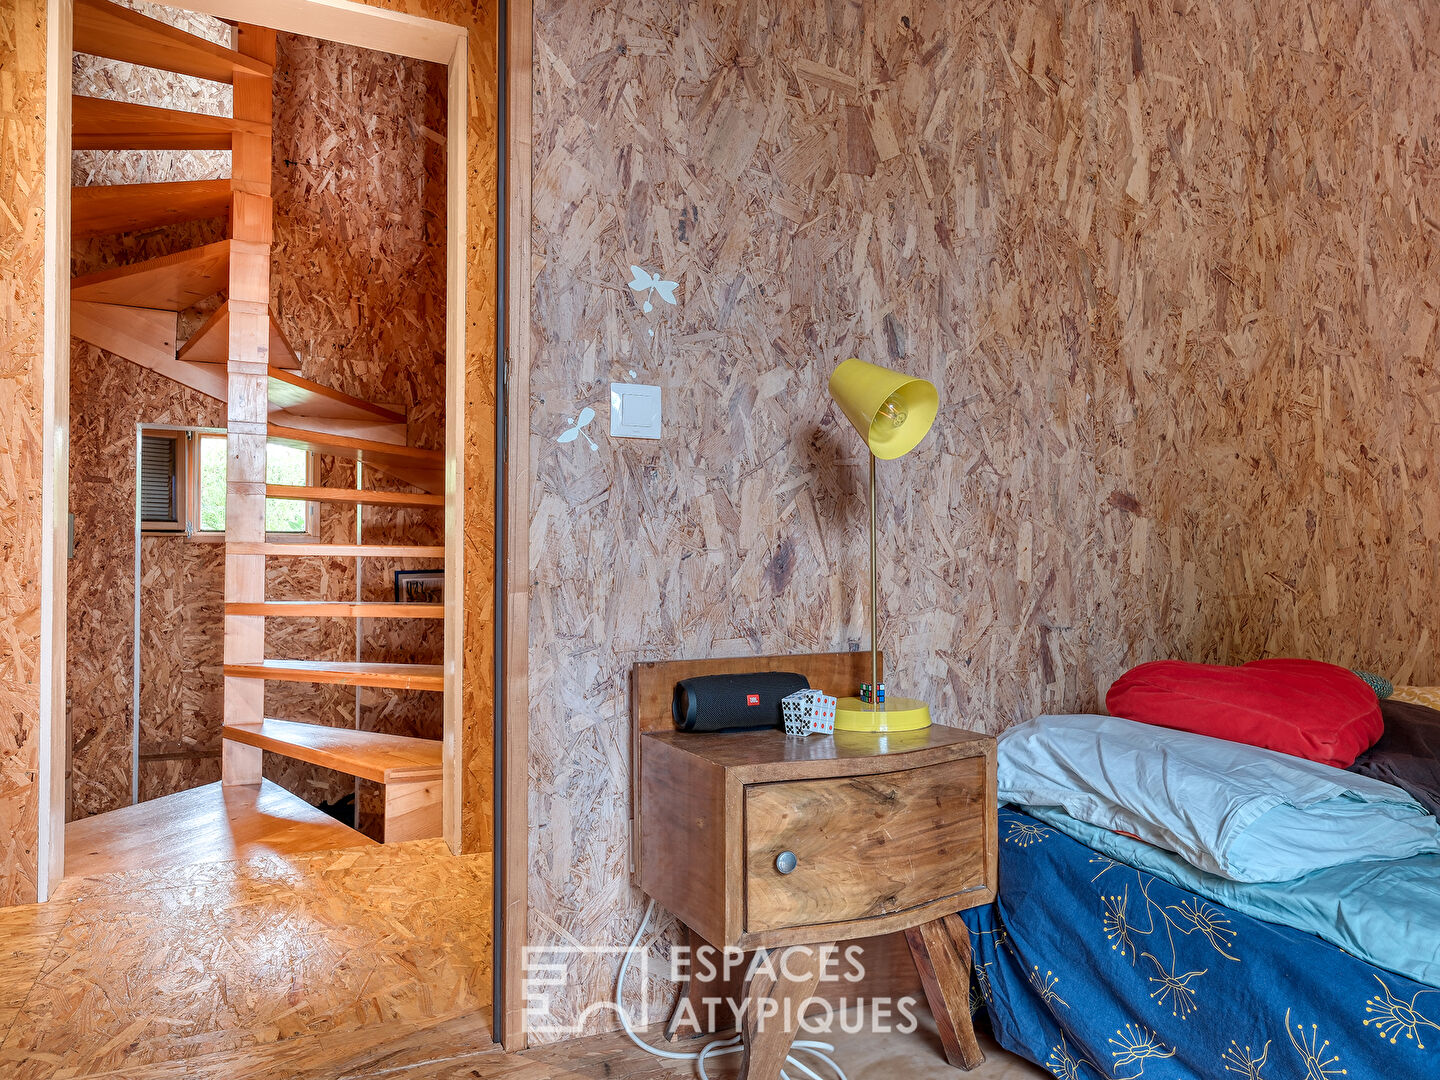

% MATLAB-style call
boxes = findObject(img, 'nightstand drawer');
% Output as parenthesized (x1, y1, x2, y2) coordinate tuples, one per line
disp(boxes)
(744, 756, 987, 934)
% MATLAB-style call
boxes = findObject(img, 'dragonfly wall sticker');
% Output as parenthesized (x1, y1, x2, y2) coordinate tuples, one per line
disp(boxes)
(557, 407, 598, 451)
(628, 265, 678, 312)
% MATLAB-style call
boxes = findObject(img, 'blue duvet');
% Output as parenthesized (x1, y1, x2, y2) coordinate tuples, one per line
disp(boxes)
(962, 808, 1440, 1080)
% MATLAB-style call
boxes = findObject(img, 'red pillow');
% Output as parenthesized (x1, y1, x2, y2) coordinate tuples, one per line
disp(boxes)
(1105, 658, 1382, 768)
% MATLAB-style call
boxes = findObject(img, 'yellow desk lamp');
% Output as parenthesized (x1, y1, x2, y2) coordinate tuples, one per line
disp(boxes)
(828, 358, 939, 732)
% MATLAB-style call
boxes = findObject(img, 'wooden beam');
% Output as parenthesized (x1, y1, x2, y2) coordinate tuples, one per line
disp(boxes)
(502, 0, 535, 1050)
(267, 424, 444, 491)
(168, 0, 465, 64)
(225, 601, 444, 618)
(226, 542, 444, 558)
(265, 484, 443, 509)
(494, 0, 536, 1050)
(222, 23, 276, 783)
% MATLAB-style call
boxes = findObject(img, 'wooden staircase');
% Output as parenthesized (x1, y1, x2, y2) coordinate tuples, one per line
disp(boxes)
(70, 0, 445, 844)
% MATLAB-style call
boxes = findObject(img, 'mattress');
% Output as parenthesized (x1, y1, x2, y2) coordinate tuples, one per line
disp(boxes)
(961, 808, 1440, 1080)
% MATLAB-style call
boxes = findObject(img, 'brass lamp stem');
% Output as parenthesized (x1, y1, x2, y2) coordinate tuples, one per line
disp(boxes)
(869, 451, 878, 709)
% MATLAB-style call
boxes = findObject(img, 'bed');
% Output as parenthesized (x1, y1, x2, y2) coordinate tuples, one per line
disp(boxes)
(960, 698, 1440, 1080)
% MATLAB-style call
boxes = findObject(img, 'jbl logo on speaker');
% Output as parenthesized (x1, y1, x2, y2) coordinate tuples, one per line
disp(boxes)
(746, 694, 760, 706)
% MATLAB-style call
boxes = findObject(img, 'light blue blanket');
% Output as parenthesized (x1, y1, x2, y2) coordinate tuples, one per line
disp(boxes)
(999, 713, 1440, 881)
(1025, 803, 1440, 988)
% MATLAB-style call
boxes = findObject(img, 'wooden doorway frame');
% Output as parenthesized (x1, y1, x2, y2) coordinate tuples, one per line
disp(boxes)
(499, 0, 531, 1051)
(39, 0, 529, 1049)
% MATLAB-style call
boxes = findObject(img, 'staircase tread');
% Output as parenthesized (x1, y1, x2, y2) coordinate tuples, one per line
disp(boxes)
(72, 95, 268, 151)
(266, 485, 444, 509)
(222, 719, 442, 784)
(74, 0, 274, 84)
(267, 425, 443, 494)
(227, 542, 444, 557)
(267, 425, 443, 463)
(71, 240, 231, 311)
(268, 369, 407, 426)
(226, 601, 444, 618)
(224, 660, 444, 692)
(72, 178, 232, 239)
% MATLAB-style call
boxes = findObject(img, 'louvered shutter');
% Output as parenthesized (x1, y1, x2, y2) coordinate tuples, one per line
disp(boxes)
(140, 435, 177, 523)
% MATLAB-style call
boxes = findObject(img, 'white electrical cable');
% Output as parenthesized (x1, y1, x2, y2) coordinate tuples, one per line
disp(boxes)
(611, 900, 849, 1080)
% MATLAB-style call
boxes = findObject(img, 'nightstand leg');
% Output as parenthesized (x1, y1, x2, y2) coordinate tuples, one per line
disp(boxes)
(738, 943, 829, 1080)
(904, 914, 986, 1071)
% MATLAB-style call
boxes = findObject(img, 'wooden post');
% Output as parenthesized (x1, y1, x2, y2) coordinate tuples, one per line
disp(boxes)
(221, 24, 275, 785)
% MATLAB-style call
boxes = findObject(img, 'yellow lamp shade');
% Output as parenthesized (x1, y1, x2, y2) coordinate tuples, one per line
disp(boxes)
(828, 358, 939, 460)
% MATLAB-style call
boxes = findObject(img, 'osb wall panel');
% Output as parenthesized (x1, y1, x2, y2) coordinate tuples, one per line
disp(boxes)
(524, 0, 1440, 1034)
(137, 534, 223, 801)
(67, 345, 225, 820)
(0, 0, 46, 906)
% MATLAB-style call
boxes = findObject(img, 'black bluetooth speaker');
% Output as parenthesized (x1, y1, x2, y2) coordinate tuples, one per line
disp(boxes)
(672, 671, 810, 733)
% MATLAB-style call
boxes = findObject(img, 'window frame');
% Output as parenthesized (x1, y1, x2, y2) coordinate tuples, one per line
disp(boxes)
(137, 426, 317, 542)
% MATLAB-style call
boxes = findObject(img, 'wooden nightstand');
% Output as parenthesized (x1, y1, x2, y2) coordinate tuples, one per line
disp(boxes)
(632, 653, 998, 1080)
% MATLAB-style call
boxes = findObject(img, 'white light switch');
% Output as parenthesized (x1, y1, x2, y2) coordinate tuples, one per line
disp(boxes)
(610, 382, 662, 439)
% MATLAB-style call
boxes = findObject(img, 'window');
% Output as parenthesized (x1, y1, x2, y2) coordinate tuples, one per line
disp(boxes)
(139, 431, 186, 533)
(193, 433, 315, 538)
(140, 427, 315, 539)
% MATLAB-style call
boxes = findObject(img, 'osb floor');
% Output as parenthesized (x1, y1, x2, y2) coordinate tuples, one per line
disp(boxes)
(0, 838, 493, 1079)
(1, 803, 1043, 1080)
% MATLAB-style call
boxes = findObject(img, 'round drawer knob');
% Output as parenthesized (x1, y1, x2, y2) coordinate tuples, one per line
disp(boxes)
(775, 850, 798, 875)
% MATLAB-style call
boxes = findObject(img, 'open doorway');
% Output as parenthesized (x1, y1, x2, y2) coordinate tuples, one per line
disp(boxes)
(30, 0, 505, 1068)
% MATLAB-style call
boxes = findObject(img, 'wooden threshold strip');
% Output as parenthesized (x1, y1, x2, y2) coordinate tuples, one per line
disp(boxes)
(225, 601, 444, 618)
(223, 660, 444, 692)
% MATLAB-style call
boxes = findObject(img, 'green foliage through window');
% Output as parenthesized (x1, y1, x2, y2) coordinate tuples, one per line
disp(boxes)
(196, 436, 309, 534)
